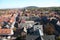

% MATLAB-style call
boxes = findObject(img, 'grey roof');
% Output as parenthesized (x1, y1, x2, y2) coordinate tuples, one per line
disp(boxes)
(26, 35, 39, 40)
(43, 35, 55, 40)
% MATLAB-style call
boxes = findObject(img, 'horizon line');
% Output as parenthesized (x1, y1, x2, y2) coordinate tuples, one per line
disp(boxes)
(0, 6, 60, 9)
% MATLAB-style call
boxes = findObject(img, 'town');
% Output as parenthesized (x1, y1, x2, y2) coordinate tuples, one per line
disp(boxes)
(0, 7, 60, 40)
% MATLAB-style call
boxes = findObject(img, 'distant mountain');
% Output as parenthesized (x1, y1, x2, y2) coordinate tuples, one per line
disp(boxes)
(0, 6, 60, 11)
(23, 6, 39, 9)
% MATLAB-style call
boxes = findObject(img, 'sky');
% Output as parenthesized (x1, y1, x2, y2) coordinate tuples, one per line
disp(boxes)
(0, 0, 60, 9)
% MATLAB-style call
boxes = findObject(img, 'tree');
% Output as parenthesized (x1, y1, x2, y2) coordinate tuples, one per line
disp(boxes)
(44, 23, 55, 35)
